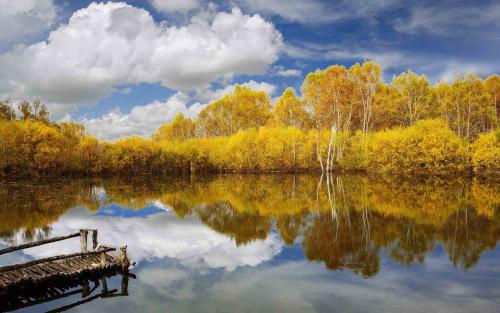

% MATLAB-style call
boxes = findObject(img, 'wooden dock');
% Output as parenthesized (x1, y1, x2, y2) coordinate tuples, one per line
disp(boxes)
(0, 229, 133, 292)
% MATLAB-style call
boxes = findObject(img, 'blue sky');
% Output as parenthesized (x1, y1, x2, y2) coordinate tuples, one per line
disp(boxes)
(0, 0, 499, 140)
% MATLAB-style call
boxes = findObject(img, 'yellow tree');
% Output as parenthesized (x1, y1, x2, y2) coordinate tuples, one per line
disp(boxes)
(484, 74, 499, 126)
(392, 71, 433, 126)
(371, 84, 400, 130)
(18, 99, 50, 124)
(153, 113, 195, 142)
(272, 87, 313, 129)
(302, 65, 358, 171)
(349, 61, 382, 134)
(442, 74, 495, 140)
(196, 86, 272, 137)
(0, 100, 16, 120)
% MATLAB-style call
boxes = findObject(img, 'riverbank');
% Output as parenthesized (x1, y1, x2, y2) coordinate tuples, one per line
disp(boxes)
(1, 119, 498, 178)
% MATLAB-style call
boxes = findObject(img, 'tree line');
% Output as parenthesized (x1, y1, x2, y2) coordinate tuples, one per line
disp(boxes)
(0, 61, 498, 177)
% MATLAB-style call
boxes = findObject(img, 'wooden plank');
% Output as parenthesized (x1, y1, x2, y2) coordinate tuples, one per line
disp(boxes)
(0, 233, 80, 256)
(0, 248, 115, 274)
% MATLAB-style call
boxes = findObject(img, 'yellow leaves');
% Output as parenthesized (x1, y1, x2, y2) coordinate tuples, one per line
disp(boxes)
(272, 87, 313, 130)
(441, 74, 495, 140)
(153, 113, 195, 142)
(197, 86, 272, 136)
(367, 119, 470, 175)
(471, 130, 500, 176)
(105, 136, 162, 174)
(391, 70, 433, 126)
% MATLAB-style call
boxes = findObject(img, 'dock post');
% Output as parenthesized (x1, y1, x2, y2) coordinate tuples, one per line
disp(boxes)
(121, 274, 129, 296)
(119, 246, 130, 272)
(92, 230, 98, 251)
(82, 278, 90, 297)
(80, 230, 88, 253)
(102, 276, 108, 293)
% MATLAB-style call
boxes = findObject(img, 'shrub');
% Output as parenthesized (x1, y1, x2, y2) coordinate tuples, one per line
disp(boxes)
(367, 119, 470, 175)
(471, 130, 500, 176)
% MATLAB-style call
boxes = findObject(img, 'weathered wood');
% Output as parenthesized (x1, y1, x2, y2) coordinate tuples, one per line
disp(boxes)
(0, 248, 115, 274)
(80, 230, 88, 253)
(119, 246, 130, 272)
(0, 233, 80, 256)
(0, 229, 131, 292)
(100, 252, 107, 267)
(92, 230, 98, 251)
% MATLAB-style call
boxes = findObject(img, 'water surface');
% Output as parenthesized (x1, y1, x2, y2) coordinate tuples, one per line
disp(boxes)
(0, 174, 499, 312)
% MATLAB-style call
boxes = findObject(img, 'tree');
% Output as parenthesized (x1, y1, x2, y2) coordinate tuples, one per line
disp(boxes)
(371, 84, 400, 130)
(392, 71, 433, 126)
(441, 74, 495, 140)
(154, 113, 195, 142)
(196, 86, 272, 137)
(303, 65, 358, 171)
(484, 74, 500, 127)
(272, 87, 312, 129)
(18, 99, 50, 123)
(0, 99, 16, 120)
(349, 61, 382, 134)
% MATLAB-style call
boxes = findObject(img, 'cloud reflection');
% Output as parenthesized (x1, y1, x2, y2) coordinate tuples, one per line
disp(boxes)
(3, 207, 283, 271)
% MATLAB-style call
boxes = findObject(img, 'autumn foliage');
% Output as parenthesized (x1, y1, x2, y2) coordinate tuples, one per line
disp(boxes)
(0, 62, 498, 177)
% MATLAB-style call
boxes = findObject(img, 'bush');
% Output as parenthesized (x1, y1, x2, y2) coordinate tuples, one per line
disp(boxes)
(367, 119, 470, 175)
(471, 130, 500, 176)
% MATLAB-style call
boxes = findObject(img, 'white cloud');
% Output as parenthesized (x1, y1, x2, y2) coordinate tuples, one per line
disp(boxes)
(82, 80, 276, 140)
(149, 0, 199, 14)
(272, 66, 302, 77)
(82, 92, 203, 141)
(285, 42, 500, 83)
(285, 42, 407, 71)
(0, 2, 283, 118)
(0, 0, 56, 43)
(394, 3, 500, 36)
(235, 0, 400, 25)
(196, 80, 277, 103)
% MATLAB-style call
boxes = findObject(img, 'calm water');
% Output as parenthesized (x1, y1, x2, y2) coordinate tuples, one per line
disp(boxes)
(0, 174, 499, 312)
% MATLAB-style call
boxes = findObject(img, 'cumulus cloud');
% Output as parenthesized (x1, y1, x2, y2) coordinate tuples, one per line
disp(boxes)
(82, 92, 203, 141)
(149, 0, 199, 14)
(0, 0, 56, 44)
(4, 208, 283, 271)
(81, 80, 276, 140)
(0, 2, 283, 117)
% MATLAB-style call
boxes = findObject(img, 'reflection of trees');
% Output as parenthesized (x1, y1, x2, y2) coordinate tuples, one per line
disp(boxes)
(1, 174, 499, 276)
(302, 210, 380, 278)
(386, 219, 434, 265)
(439, 208, 500, 269)
(0, 179, 99, 238)
(195, 202, 271, 245)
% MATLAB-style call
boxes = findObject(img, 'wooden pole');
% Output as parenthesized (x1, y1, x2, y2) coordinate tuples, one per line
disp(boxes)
(0, 233, 80, 256)
(0, 248, 115, 273)
(119, 246, 130, 271)
(80, 230, 88, 253)
(102, 277, 108, 293)
(82, 279, 90, 297)
(92, 230, 98, 251)
(121, 274, 129, 296)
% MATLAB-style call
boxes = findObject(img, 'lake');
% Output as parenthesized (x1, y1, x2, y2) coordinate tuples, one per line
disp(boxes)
(0, 174, 499, 312)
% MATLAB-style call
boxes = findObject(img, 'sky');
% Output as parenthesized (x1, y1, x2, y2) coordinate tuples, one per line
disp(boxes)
(0, 0, 499, 140)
